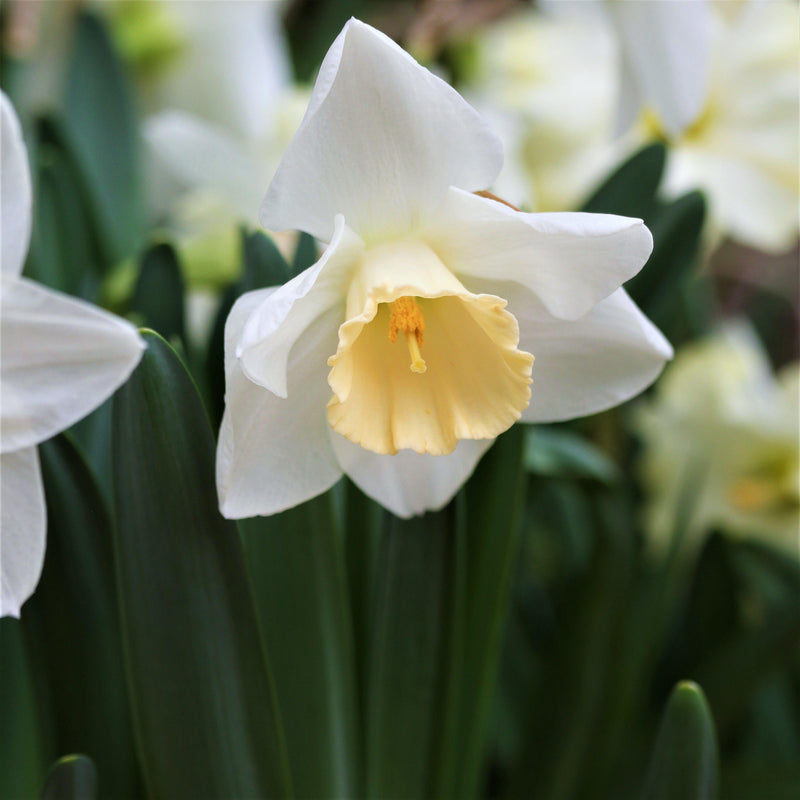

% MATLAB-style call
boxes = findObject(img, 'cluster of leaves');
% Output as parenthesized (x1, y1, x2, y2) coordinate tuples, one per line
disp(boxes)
(1, 8, 798, 800)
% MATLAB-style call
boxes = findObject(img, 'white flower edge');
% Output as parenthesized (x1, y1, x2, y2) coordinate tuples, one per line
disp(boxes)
(0, 448, 45, 618)
(1, 92, 32, 278)
(0, 91, 146, 617)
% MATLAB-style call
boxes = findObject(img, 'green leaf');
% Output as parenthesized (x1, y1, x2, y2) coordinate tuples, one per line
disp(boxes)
(111, 331, 291, 799)
(285, 0, 372, 82)
(23, 435, 142, 798)
(366, 509, 454, 799)
(344, 480, 387, 728)
(244, 229, 293, 288)
(626, 191, 707, 325)
(241, 492, 360, 799)
(642, 681, 719, 800)
(441, 427, 528, 800)
(656, 533, 739, 691)
(41, 756, 97, 800)
(62, 12, 142, 262)
(581, 143, 666, 218)
(129, 243, 186, 346)
(507, 491, 638, 800)
(291, 231, 318, 276)
(523, 426, 620, 485)
(720, 761, 800, 800)
(692, 601, 800, 737)
(26, 119, 103, 299)
(0, 619, 46, 800)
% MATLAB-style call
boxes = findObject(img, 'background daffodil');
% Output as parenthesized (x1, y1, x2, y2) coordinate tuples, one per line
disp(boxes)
(0, 93, 144, 617)
(216, 19, 673, 520)
(634, 321, 799, 557)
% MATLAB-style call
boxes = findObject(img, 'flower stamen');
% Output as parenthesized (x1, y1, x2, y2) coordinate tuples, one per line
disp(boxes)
(389, 296, 427, 373)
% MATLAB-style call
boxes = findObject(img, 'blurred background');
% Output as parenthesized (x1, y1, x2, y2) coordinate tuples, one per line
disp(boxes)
(1, 1, 798, 799)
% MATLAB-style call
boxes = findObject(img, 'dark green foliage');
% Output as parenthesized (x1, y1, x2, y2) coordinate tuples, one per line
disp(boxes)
(111, 332, 290, 799)
(61, 13, 142, 263)
(129, 243, 186, 346)
(41, 756, 97, 800)
(642, 682, 719, 800)
(24, 436, 142, 799)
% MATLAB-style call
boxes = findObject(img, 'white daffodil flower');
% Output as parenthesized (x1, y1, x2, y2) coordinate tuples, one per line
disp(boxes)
(619, 0, 799, 252)
(635, 323, 799, 557)
(0, 93, 145, 617)
(464, 7, 621, 211)
(607, 0, 713, 138)
(140, 0, 303, 230)
(216, 20, 673, 520)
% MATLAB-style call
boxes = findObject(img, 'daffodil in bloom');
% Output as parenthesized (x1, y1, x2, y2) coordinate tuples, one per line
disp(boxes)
(607, 0, 713, 138)
(216, 20, 673, 519)
(611, 0, 799, 252)
(0, 93, 145, 617)
(634, 323, 799, 557)
(463, 6, 621, 211)
(140, 0, 303, 230)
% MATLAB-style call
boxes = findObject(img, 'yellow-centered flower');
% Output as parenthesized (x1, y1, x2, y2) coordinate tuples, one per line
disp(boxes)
(635, 323, 799, 557)
(216, 20, 671, 518)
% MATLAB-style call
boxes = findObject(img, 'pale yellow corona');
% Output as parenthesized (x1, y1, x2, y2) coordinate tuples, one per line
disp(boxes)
(326, 240, 534, 457)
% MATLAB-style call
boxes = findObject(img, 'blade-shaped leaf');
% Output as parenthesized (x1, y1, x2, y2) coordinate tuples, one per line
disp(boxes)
(291, 231, 318, 276)
(524, 426, 620, 485)
(442, 426, 528, 800)
(241, 491, 360, 799)
(0, 619, 46, 800)
(129, 243, 186, 347)
(581, 143, 666, 218)
(507, 490, 638, 800)
(344, 479, 388, 728)
(111, 331, 290, 799)
(642, 681, 719, 800)
(41, 756, 97, 800)
(366, 509, 453, 799)
(26, 118, 103, 300)
(62, 12, 142, 262)
(23, 435, 142, 798)
(627, 190, 707, 343)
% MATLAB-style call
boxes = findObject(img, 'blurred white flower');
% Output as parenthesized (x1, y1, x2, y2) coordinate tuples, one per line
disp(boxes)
(216, 20, 672, 519)
(617, 0, 799, 252)
(0, 92, 145, 617)
(465, 7, 621, 211)
(608, 0, 713, 137)
(140, 0, 306, 230)
(635, 323, 799, 557)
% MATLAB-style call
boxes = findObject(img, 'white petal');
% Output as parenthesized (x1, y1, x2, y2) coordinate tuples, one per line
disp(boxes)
(1, 447, 45, 618)
(217, 298, 343, 518)
(144, 110, 266, 223)
(495, 284, 672, 422)
(154, 0, 292, 141)
(239, 215, 364, 397)
(609, 0, 712, 136)
(260, 19, 503, 242)
(665, 148, 799, 253)
(0, 276, 145, 453)
(425, 188, 653, 320)
(1, 92, 32, 278)
(331, 432, 493, 519)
